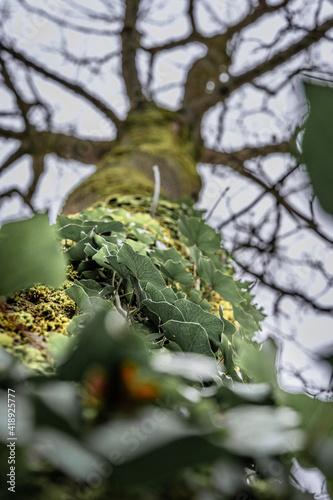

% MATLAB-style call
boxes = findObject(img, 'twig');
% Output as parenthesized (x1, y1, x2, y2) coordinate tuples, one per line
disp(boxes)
(150, 165, 161, 218)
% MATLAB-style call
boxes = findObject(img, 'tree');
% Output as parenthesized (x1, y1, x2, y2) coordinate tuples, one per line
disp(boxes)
(1, 0, 333, 337)
(0, 2, 333, 497)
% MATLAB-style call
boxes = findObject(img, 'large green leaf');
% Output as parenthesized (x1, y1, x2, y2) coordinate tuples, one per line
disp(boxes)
(187, 288, 212, 311)
(178, 215, 222, 254)
(303, 82, 333, 215)
(159, 260, 195, 287)
(191, 246, 244, 306)
(57, 216, 124, 241)
(219, 305, 236, 340)
(65, 230, 95, 261)
(118, 243, 166, 290)
(151, 351, 218, 380)
(35, 428, 99, 480)
(143, 299, 184, 324)
(150, 247, 191, 266)
(233, 302, 262, 337)
(174, 299, 223, 347)
(161, 320, 214, 357)
(92, 245, 131, 279)
(145, 282, 178, 304)
(87, 408, 222, 486)
(65, 281, 112, 314)
(0, 214, 66, 296)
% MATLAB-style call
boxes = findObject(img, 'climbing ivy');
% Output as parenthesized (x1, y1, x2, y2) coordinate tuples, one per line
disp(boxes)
(0, 202, 332, 500)
(57, 203, 264, 378)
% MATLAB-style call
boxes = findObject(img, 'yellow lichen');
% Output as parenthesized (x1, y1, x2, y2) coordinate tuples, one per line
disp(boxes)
(0, 284, 76, 372)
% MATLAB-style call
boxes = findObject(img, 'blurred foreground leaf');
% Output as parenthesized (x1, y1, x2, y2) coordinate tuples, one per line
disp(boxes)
(0, 214, 66, 296)
(303, 82, 333, 215)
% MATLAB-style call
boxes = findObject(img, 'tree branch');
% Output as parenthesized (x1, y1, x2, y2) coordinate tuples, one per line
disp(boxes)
(0, 126, 25, 141)
(18, 0, 120, 36)
(0, 145, 26, 174)
(201, 144, 333, 245)
(0, 42, 121, 128)
(182, 0, 293, 125)
(183, 16, 333, 125)
(28, 130, 112, 165)
(121, 0, 145, 109)
(0, 126, 112, 166)
(201, 142, 291, 167)
(233, 254, 333, 314)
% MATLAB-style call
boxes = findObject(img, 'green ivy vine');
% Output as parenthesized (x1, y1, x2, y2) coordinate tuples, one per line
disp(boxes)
(58, 203, 264, 380)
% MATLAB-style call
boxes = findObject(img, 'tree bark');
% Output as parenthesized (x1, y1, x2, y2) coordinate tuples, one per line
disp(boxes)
(63, 104, 202, 214)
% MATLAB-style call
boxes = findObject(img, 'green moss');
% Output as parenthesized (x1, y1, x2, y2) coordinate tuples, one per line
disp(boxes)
(3, 194, 237, 375)
(0, 283, 76, 373)
(64, 105, 201, 214)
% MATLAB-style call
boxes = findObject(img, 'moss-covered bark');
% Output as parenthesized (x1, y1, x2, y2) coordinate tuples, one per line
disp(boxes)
(63, 105, 202, 214)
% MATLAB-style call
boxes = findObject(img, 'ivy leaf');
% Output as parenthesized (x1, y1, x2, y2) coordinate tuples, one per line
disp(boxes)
(58, 222, 88, 242)
(74, 279, 105, 297)
(92, 246, 115, 270)
(174, 299, 223, 347)
(92, 246, 131, 279)
(128, 227, 156, 245)
(143, 299, 184, 324)
(65, 230, 95, 261)
(187, 289, 212, 312)
(233, 302, 262, 337)
(220, 336, 242, 381)
(191, 246, 244, 306)
(178, 215, 221, 254)
(66, 313, 90, 335)
(83, 243, 98, 258)
(93, 234, 119, 252)
(145, 282, 178, 304)
(219, 305, 236, 340)
(118, 243, 166, 290)
(150, 247, 191, 266)
(123, 238, 148, 255)
(81, 219, 124, 234)
(87, 409, 221, 486)
(57, 217, 123, 241)
(161, 320, 214, 357)
(66, 281, 112, 314)
(35, 428, 100, 480)
(0, 214, 66, 296)
(151, 351, 218, 380)
(159, 261, 196, 287)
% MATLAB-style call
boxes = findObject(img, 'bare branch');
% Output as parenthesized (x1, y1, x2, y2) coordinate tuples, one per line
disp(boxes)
(0, 126, 25, 141)
(0, 42, 122, 128)
(121, 0, 145, 109)
(201, 144, 333, 245)
(0, 145, 26, 174)
(183, 16, 333, 126)
(233, 254, 333, 314)
(200, 142, 291, 167)
(18, 0, 120, 36)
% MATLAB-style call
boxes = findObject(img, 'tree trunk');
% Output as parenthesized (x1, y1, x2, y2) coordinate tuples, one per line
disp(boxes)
(63, 104, 202, 214)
